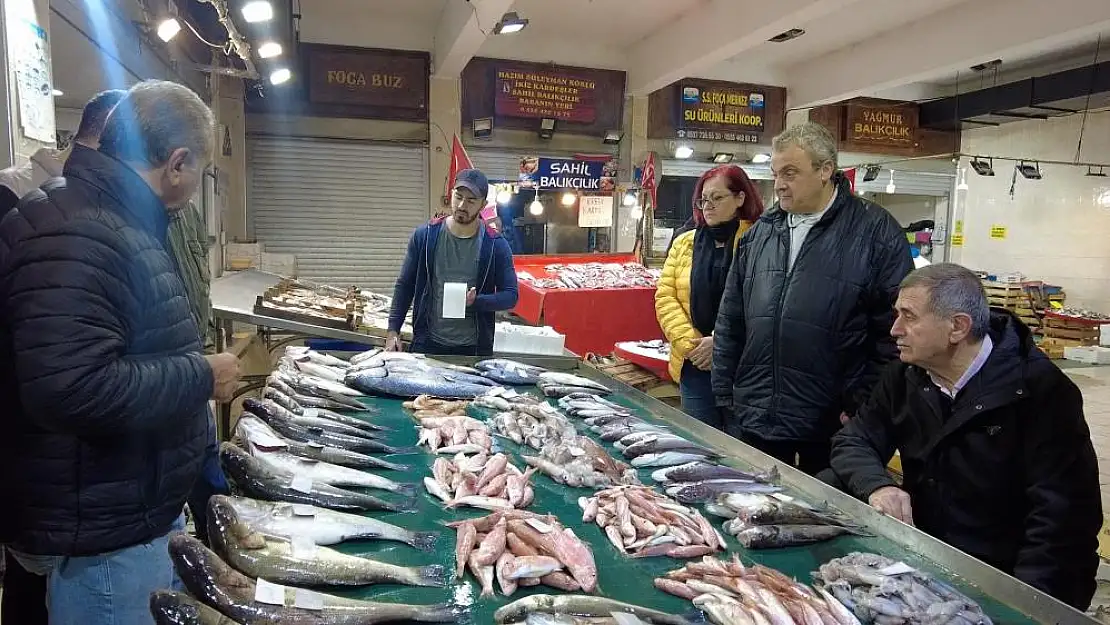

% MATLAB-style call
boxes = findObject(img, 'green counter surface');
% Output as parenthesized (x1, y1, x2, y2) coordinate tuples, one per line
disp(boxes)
(251, 382, 1038, 625)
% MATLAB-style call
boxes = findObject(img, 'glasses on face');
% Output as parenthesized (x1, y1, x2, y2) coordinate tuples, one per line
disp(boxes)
(453, 192, 481, 206)
(694, 193, 735, 210)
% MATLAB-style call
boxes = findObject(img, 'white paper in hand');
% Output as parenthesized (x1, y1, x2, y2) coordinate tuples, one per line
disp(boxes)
(254, 578, 286, 605)
(442, 282, 468, 319)
(290, 475, 314, 493)
(293, 588, 326, 611)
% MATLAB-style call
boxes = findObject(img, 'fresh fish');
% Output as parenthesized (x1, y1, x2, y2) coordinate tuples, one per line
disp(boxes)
(294, 358, 348, 383)
(169, 534, 459, 624)
(290, 389, 369, 413)
(208, 497, 444, 588)
(651, 462, 778, 485)
(621, 436, 716, 460)
(476, 359, 548, 385)
(503, 555, 563, 579)
(630, 452, 715, 468)
(221, 496, 437, 551)
(287, 347, 351, 369)
(348, 347, 383, 365)
(246, 399, 406, 454)
(236, 413, 405, 472)
(718, 493, 854, 527)
(727, 522, 867, 548)
(665, 480, 781, 504)
(253, 397, 381, 439)
(149, 590, 240, 625)
(494, 594, 695, 625)
(558, 393, 626, 410)
(538, 372, 611, 392)
(345, 366, 495, 399)
(540, 384, 613, 398)
(242, 441, 413, 494)
(220, 444, 410, 513)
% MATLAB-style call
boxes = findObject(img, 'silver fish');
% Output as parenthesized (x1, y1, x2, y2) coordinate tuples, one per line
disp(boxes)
(621, 436, 716, 460)
(345, 366, 495, 399)
(494, 594, 694, 625)
(630, 451, 714, 467)
(538, 372, 611, 393)
(651, 462, 778, 485)
(726, 522, 868, 548)
(243, 441, 413, 494)
(235, 413, 406, 472)
(664, 480, 781, 503)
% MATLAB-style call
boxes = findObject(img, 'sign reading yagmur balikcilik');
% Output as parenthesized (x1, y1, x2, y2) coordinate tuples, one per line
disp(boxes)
(846, 103, 918, 147)
(518, 157, 618, 192)
(306, 45, 428, 111)
(677, 80, 765, 143)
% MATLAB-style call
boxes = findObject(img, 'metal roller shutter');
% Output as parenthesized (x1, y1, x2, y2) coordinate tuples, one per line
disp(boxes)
(247, 136, 428, 291)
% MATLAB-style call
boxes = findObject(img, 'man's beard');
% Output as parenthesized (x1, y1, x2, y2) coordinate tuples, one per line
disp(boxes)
(454, 209, 479, 225)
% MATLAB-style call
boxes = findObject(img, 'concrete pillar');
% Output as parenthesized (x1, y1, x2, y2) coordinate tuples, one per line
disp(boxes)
(1, 0, 55, 168)
(613, 94, 649, 253)
(428, 76, 461, 215)
(784, 108, 809, 129)
(212, 74, 247, 248)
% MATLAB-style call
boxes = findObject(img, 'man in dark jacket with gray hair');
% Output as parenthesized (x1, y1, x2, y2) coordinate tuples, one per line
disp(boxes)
(713, 122, 912, 474)
(0, 80, 241, 624)
(828, 263, 1101, 610)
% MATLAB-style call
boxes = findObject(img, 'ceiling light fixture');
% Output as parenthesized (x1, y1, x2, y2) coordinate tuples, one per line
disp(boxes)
(1016, 161, 1042, 180)
(602, 129, 623, 145)
(269, 68, 291, 85)
(750, 153, 771, 164)
(257, 42, 282, 59)
(529, 198, 544, 216)
(538, 118, 556, 140)
(970, 157, 995, 176)
(493, 11, 529, 34)
(472, 117, 493, 139)
(957, 167, 969, 191)
(674, 145, 694, 159)
(862, 164, 881, 182)
(713, 152, 733, 164)
(1086, 165, 1106, 177)
(241, 1, 273, 23)
(51, 88, 63, 97)
(768, 28, 805, 43)
(156, 17, 181, 42)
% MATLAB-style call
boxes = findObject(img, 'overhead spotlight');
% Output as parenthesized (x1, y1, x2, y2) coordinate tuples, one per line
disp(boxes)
(561, 192, 577, 207)
(1086, 166, 1107, 177)
(862, 164, 881, 182)
(529, 199, 544, 216)
(623, 192, 637, 207)
(269, 68, 291, 85)
(713, 152, 733, 164)
(257, 42, 282, 59)
(768, 28, 805, 43)
(472, 117, 493, 139)
(493, 11, 529, 34)
(241, 1, 273, 23)
(51, 89, 63, 97)
(156, 17, 181, 42)
(538, 118, 556, 140)
(885, 171, 896, 194)
(1016, 160, 1041, 180)
(750, 153, 771, 164)
(674, 145, 694, 159)
(602, 129, 623, 145)
(970, 157, 995, 176)
(496, 188, 513, 204)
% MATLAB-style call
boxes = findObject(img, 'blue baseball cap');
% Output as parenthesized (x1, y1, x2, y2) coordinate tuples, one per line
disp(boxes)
(454, 169, 489, 201)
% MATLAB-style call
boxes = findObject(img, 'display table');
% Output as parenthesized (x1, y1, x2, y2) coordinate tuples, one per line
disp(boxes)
(614, 340, 671, 381)
(512, 253, 663, 355)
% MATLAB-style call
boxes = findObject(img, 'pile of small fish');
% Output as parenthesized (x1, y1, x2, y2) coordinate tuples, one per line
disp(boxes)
(449, 511, 598, 598)
(710, 493, 869, 549)
(495, 595, 694, 624)
(520, 262, 660, 290)
(579, 485, 725, 559)
(538, 371, 613, 398)
(166, 534, 460, 624)
(651, 461, 781, 504)
(343, 351, 500, 398)
(655, 555, 861, 625)
(424, 452, 537, 511)
(813, 553, 993, 625)
(476, 358, 550, 385)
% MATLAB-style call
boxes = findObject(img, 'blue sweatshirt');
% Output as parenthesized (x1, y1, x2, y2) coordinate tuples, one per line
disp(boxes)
(388, 218, 519, 354)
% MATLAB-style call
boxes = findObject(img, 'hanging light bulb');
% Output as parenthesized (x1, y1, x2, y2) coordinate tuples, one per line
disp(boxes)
(885, 170, 896, 194)
(956, 167, 969, 191)
(623, 192, 637, 207)
(630, 204, 644, 220)
(561, 191, 577, 206)
(496, 188, 512, 204)
(529, 199, 544, 216)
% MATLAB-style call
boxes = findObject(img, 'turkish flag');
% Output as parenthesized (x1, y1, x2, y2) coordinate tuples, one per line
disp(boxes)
(842, 167, 857, 192)
(640, 152, 658, 212)
(445, 134, 474, 200)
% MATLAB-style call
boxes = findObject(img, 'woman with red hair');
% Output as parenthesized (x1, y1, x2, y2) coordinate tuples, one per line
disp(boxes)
(655, 165, 764, 427)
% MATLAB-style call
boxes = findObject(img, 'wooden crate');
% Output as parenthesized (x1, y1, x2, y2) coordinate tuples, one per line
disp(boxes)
(585, 355, 670, 393)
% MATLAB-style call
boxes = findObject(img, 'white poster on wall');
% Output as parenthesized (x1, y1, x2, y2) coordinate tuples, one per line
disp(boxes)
(5, 0, 56, 143)
(578, 195, 614, 227)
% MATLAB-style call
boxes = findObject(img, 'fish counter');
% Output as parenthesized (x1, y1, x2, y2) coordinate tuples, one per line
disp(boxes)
(152, 349, 1097, 625)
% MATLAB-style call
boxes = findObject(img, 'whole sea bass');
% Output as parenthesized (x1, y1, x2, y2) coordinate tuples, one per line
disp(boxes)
(235, 414, 406, 472)
(220, 444, 412, 513)
(150, 590, 241, 625)
(208, 497, 446, 588)
(221, 496, 438, 551)
(345, 364, 496, 399)
(169, 534, 460, 624)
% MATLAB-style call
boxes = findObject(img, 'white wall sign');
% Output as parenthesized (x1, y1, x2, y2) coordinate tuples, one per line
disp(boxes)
(578, 195, 614, 227)
(5, 0, 56, 143)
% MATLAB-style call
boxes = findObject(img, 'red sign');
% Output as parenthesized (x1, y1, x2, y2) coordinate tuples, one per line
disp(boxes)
(495, 66, 598, 123)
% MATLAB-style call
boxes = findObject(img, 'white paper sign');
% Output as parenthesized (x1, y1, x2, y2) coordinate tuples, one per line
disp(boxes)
(294, 588, 326, 611)
(302, 408, 319, 418)
(652, 227, 674, 251)
(291, 504, 316, 517)
(290, 475, 314, 493)
(254, 578, 286, 605)
(442, 282, 468, 319)
(578, 195, 615, 227)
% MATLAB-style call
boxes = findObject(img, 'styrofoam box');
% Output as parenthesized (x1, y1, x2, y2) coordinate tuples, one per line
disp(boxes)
(262, 252, 298, 277)
(1101, 324, 1110, 347)
(493, 323, 565, 356)
(1064, 346, 1110, 365)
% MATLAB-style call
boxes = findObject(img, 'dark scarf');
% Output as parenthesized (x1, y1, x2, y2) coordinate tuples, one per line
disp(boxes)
(690, 218, 740, 335)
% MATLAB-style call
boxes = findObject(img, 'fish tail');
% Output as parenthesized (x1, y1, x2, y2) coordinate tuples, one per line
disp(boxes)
(375, 459, 410, 472)
(418, 564, 450, 587)
(413, 602, 469, 623)
(384, 445, 419, 455)
(370, 494, 415, 513)
(410, 531, 440, 552)
(394, 482, 419, 497)
(681, 609, 710, 624)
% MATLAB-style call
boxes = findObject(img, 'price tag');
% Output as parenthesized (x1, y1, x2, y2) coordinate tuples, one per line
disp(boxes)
(293, 588, 325, 611)
(290, 536, 318, 558)
(303, 408, 319, 418)
(290, 475, 314, 493)
(291, 505, 316, 517)
(254, 578, 286, 605)
(879, 562, 916, 576)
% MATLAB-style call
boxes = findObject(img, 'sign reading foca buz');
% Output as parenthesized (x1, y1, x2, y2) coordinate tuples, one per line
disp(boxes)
(847, 103, 918, 147)
(307, 45, 428, 111)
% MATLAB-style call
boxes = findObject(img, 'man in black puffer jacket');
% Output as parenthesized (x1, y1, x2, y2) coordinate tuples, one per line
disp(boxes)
(0, 80, 241, 625)
(712, 122, 912, 474)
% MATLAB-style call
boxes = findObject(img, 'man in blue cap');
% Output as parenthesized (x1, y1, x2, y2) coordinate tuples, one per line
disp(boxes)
(386, 168, 518, 356)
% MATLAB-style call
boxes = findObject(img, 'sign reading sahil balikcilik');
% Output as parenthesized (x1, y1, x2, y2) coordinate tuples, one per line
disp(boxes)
(520, 158, 612, 191)
(495, 66, 598, 123)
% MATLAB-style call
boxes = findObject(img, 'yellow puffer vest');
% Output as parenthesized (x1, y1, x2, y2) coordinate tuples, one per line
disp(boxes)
(654, 223, 750, 381)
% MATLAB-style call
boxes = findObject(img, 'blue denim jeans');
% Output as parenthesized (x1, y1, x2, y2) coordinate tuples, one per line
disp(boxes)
(10, 515, 184, 625)
(679, 361, 724, 429)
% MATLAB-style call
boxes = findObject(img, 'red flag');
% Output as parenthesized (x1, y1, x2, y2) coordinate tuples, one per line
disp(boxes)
(842, 167, 857, 192)
(445, 134, 474, 200)
(640, 152, 658, 212)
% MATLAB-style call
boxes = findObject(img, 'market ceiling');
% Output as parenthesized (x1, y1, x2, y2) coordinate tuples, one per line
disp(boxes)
(289, 0, 1110, 108)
